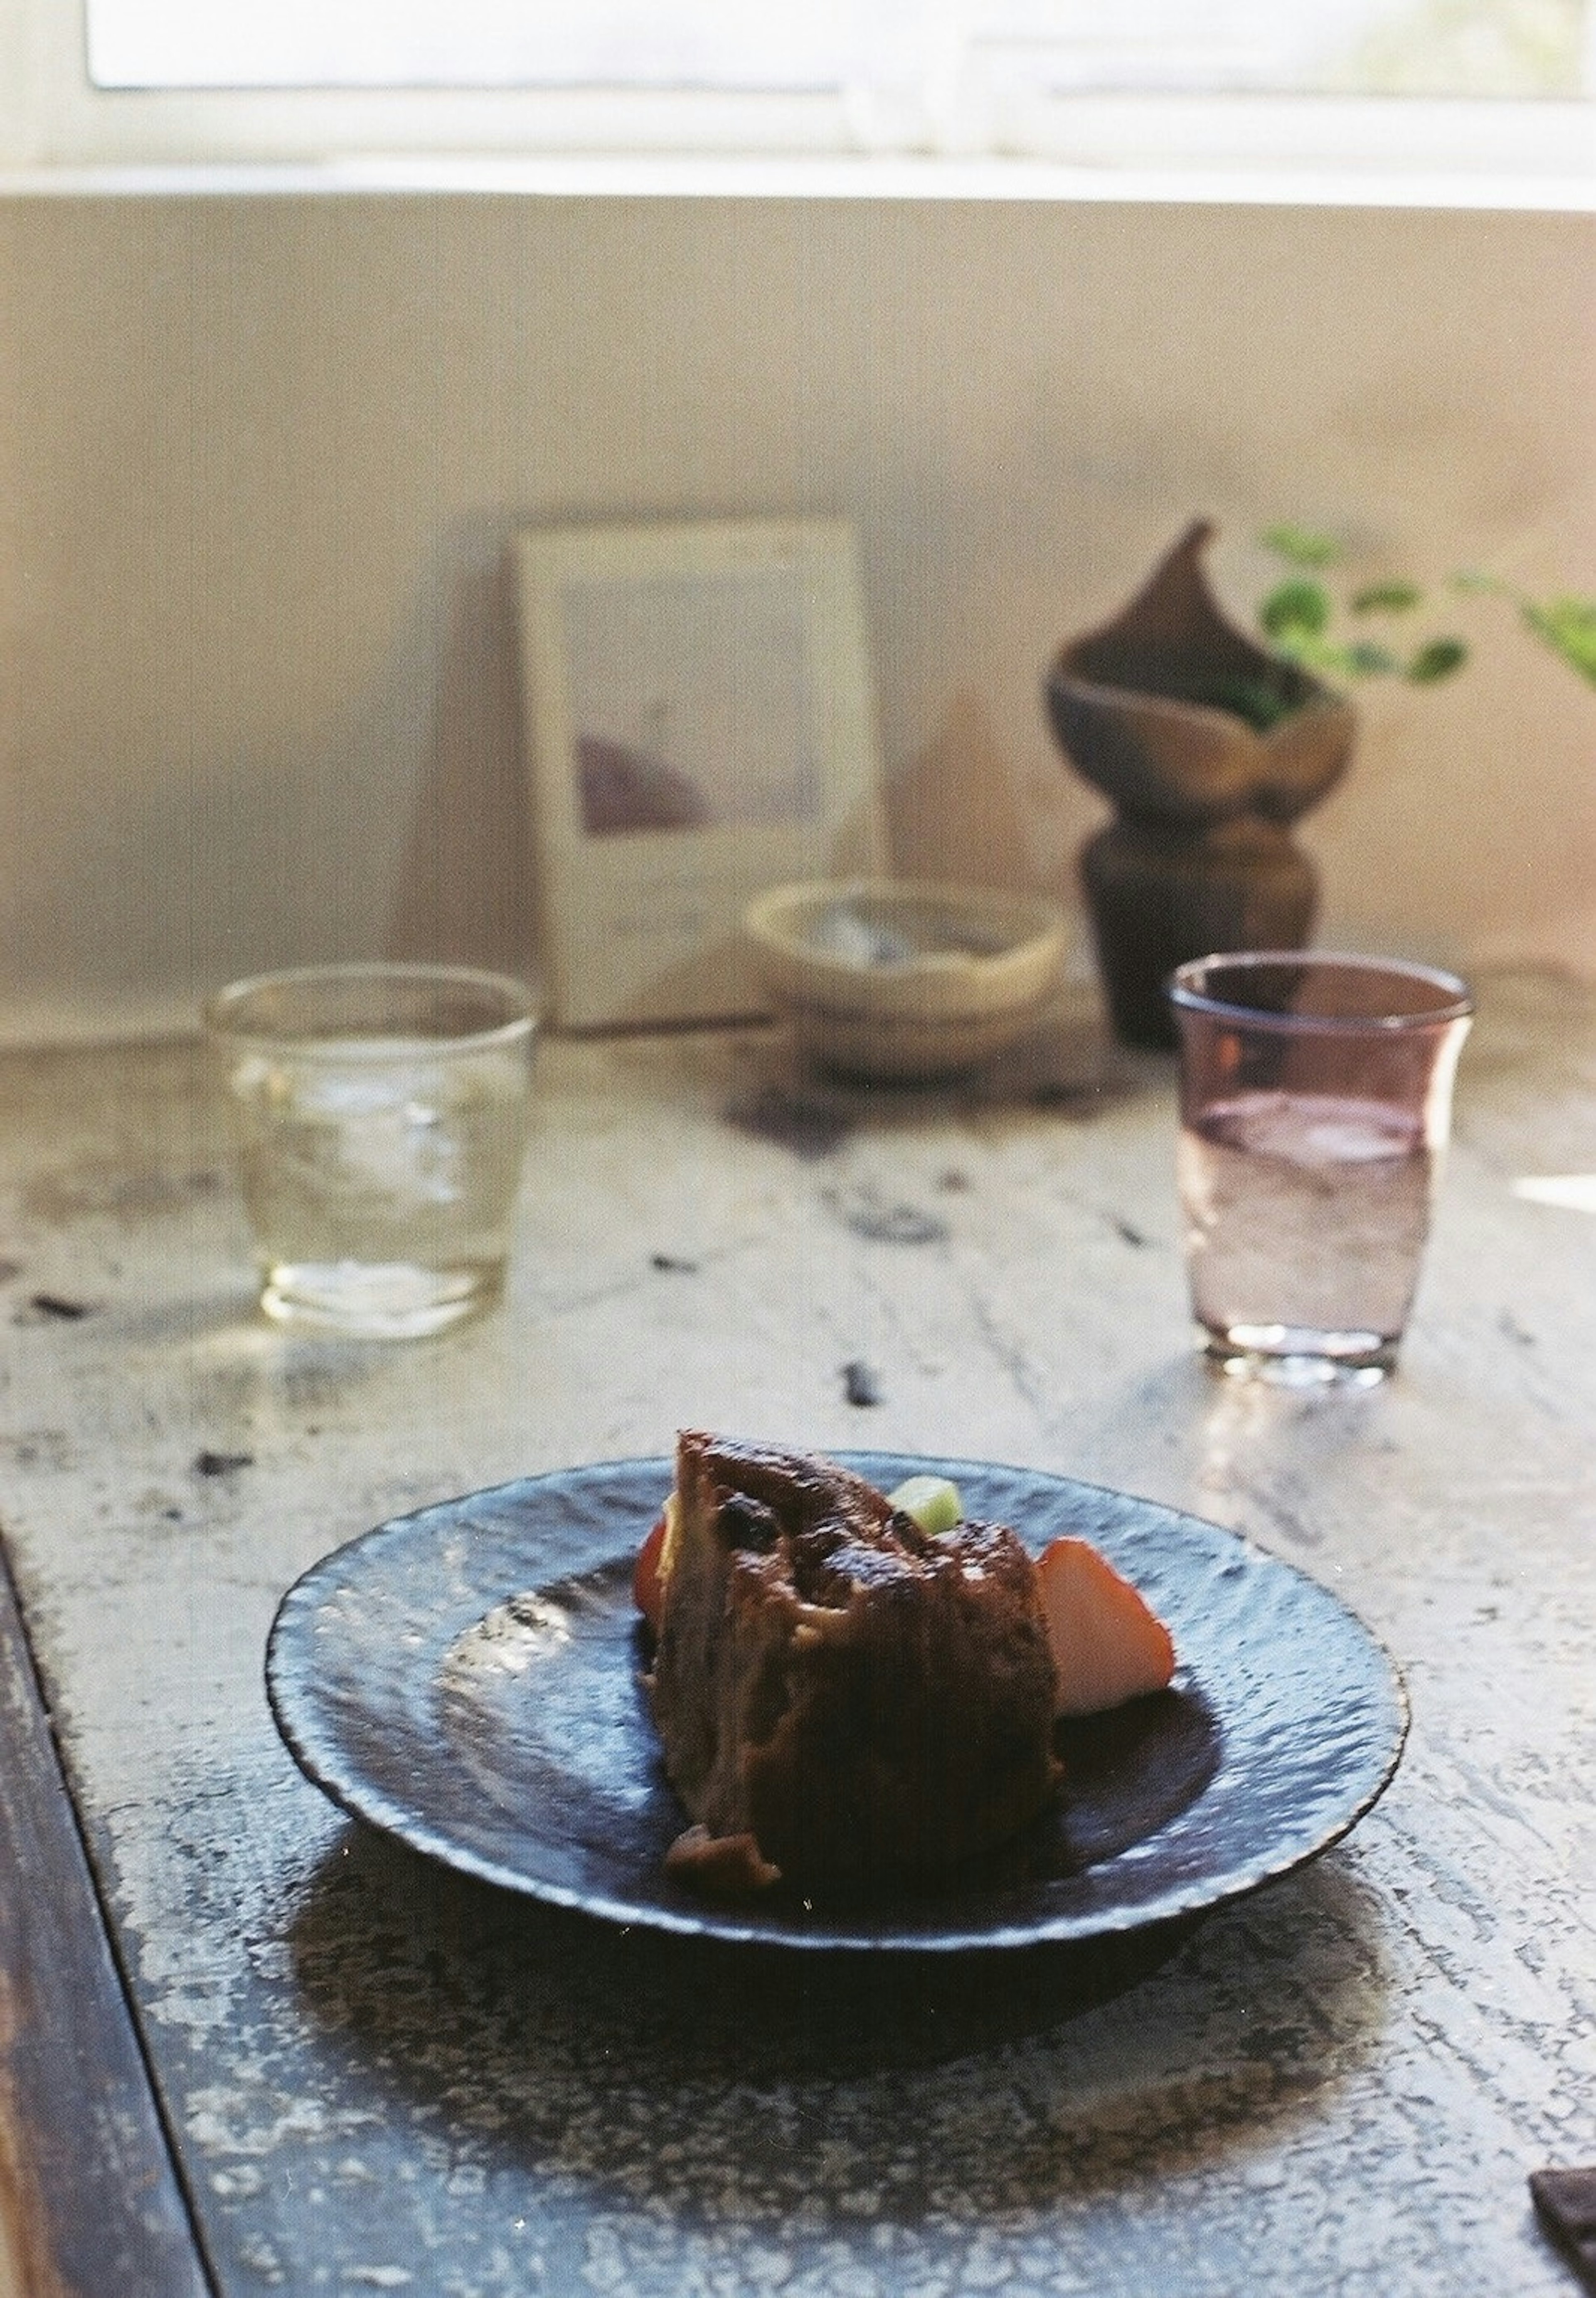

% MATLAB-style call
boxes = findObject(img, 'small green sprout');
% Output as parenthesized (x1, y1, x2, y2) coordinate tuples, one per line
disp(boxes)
(1453, 571, 1596, 690)
(1256, 531, 1470, 694)
(1258, 523, 1342, 569)
(1259, 578, 1331, 643)
(1350, 581, 1423, 614)
(1408, 636, 1470, 683)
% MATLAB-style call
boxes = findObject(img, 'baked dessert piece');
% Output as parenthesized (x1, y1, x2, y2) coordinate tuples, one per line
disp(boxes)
(646, 1431, 1061, 1889)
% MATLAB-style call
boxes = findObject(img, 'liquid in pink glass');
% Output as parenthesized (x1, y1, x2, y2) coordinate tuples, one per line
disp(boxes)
(1168, 951, 1472, 1385)
(1178, 1089, 1432, 1366)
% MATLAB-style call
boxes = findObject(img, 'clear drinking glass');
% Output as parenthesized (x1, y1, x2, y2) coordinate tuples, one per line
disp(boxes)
(206, 963, 539, 1338)
(1168, 951, 1473, 1386)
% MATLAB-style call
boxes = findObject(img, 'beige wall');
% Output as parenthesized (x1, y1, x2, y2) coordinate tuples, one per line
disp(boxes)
(1, 192, 1593, 1044)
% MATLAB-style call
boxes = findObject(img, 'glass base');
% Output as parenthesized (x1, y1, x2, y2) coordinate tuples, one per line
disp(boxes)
(1198, 1321, 1397, 1389)
(261, 1259, 502, 1340)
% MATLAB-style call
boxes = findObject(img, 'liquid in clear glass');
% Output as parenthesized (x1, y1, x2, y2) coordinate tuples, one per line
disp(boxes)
(207, 966, 538, 1338)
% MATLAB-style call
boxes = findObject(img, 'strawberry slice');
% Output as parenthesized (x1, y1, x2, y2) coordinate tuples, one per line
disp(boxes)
(1036, 1536, 1176, 1716)
(633, 1513, 667, 1636)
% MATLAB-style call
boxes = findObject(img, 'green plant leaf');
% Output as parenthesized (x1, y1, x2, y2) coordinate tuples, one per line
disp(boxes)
(1193, 675, 1296, 730)
(1266, 632, 1330, 673)
(1406, 637, 1469, 683)
(1351, 581, 1423, 614)
(1260, 524, 1341, 569)
(1298, 640, 1403, 685)
(1259, 579, 1331, 640)
(1523, 598, 1596, 688)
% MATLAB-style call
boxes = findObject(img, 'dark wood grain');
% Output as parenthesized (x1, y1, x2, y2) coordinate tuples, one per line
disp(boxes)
(0, 1537, 212, 2298)
(1531, 2170, 1596, 2295)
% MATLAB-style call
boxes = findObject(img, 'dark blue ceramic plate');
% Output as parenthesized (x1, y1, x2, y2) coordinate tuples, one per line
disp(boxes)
(265, 1454, 1407, 1953)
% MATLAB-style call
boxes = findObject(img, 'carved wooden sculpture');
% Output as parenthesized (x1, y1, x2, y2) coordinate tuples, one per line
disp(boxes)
(1045, 521, 1355, 1047)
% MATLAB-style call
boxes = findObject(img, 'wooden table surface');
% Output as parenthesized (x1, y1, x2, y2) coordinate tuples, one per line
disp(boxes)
(0, 969, 1591, 2298)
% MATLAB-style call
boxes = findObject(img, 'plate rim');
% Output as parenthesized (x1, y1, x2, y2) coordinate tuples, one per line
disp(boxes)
(265, 1451, 1410, 1953)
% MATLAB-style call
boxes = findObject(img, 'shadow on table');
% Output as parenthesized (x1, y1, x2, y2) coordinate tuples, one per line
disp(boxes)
(718, 1009, 1135, 1160)
(291, 1823, 1197, 2077)
(284, 1818, 1392, 2207)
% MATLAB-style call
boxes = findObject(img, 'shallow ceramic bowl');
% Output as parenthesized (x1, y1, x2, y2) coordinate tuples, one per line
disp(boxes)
(744, 879, 1068, 1081)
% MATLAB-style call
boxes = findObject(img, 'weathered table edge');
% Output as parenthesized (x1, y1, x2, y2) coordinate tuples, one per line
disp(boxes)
(0, 1529, 214, 2298)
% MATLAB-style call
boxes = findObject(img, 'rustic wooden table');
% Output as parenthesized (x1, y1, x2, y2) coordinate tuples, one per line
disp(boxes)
(0, 970, 1591, 2298)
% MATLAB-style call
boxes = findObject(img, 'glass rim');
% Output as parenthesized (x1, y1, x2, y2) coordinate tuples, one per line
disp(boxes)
(203, 961, 541, 1056)
(1167, 949, 1474, 1034)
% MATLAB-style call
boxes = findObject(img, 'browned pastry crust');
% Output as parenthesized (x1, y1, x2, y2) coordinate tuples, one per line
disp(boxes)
(646, 1431, 1061, 1887)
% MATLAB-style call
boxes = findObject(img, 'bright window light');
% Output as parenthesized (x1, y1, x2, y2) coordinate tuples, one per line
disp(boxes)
(84, 1, 904, 90)
(1512, 1175, 1596, 1211)
(8, 0, 1591, 182)
(83, 0, 1596, 99)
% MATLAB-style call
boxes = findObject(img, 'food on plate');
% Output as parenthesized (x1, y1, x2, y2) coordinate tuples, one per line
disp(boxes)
(643, 1433, 1062, 1891)
(876, 1473, 1176, 1718)
(635, 1436, 1179, 1895)
(1036, 1537, 1177, 1718)
(885, 1472, 965, 1537)
(632, 1512, 667, 1637)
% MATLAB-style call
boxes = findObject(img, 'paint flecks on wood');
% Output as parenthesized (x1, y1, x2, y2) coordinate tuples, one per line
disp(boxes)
(0, 1554, 208, 2298)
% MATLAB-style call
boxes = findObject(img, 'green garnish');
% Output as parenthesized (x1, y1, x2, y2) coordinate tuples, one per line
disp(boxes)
(887, 1474, 963, 1537)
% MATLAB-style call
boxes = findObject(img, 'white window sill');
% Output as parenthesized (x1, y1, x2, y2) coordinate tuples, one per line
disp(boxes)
(2, 98, 1592, 209)
(1, 150, 1594, 211)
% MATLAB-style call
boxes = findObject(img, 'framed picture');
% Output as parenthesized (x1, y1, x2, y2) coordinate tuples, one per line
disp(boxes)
(515, 517, 885, 1030)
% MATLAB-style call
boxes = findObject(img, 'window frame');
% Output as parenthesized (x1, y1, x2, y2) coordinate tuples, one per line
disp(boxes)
(3, 0, 1594, 207)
